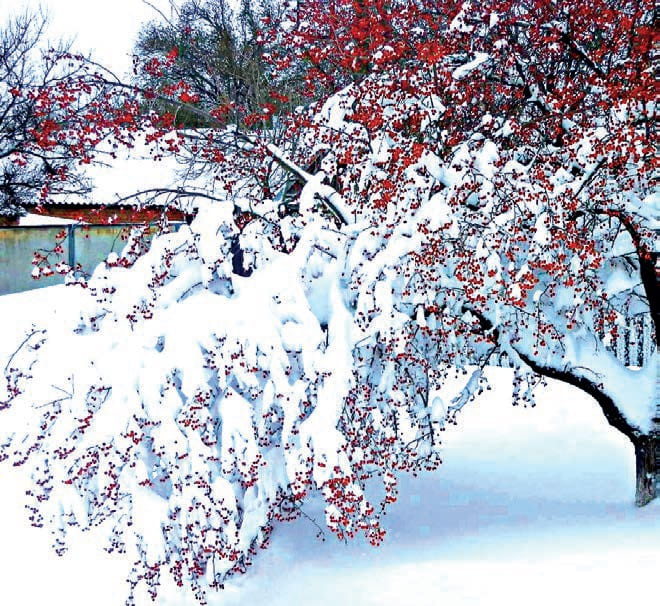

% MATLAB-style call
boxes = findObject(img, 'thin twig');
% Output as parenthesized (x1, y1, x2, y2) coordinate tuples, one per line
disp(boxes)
(4, 328, 46, 374)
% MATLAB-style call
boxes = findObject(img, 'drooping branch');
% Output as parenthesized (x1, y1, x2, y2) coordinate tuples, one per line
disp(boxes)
(106, 187, 228, 206)
(467, 307, 642, 444)
(512, 349, 641, 444)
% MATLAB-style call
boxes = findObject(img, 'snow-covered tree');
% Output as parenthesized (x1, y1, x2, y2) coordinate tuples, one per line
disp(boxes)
(1, 1, 656, 603)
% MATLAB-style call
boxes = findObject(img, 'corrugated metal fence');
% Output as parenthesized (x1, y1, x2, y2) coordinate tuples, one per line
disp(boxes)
(0, 223, 183, 296)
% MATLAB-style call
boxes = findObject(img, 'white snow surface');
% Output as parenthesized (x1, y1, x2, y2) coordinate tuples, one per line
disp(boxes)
(18, 213, 79, 226)
(0, 286, 657, 606)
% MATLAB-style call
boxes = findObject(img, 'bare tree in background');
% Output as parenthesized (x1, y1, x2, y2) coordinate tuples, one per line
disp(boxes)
(0, 9, 93, 221)
(133, 0, 306, 127)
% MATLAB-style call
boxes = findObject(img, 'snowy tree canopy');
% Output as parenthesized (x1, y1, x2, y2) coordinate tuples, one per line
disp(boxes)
(1, 1, 657, 603)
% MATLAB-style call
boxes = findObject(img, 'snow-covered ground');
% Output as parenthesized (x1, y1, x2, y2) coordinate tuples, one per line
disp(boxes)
(0, 286, 657, 606)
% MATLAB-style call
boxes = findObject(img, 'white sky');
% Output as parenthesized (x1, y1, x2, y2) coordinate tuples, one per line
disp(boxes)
(1, 0, 171, 77)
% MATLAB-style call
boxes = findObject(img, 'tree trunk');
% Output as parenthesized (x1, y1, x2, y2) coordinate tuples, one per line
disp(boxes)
(634, 434, 658, 507)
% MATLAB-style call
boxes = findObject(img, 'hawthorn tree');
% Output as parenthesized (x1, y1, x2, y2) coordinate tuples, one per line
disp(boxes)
(0, 0, 657, 604)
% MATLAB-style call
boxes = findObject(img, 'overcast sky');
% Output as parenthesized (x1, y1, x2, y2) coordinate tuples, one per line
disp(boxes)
(1, 0, 171, 77)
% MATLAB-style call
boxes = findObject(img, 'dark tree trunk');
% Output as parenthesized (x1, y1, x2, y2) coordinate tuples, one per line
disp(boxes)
(634, 434, 658, 507)
(510, 350, 658, 507)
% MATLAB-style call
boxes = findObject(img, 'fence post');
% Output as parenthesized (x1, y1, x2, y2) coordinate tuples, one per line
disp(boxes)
(67, 224, 76, 270)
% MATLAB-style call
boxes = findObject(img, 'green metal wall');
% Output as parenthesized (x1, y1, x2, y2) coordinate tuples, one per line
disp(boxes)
(0, 226, 70, 294)
(0, 224, 182, 296)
